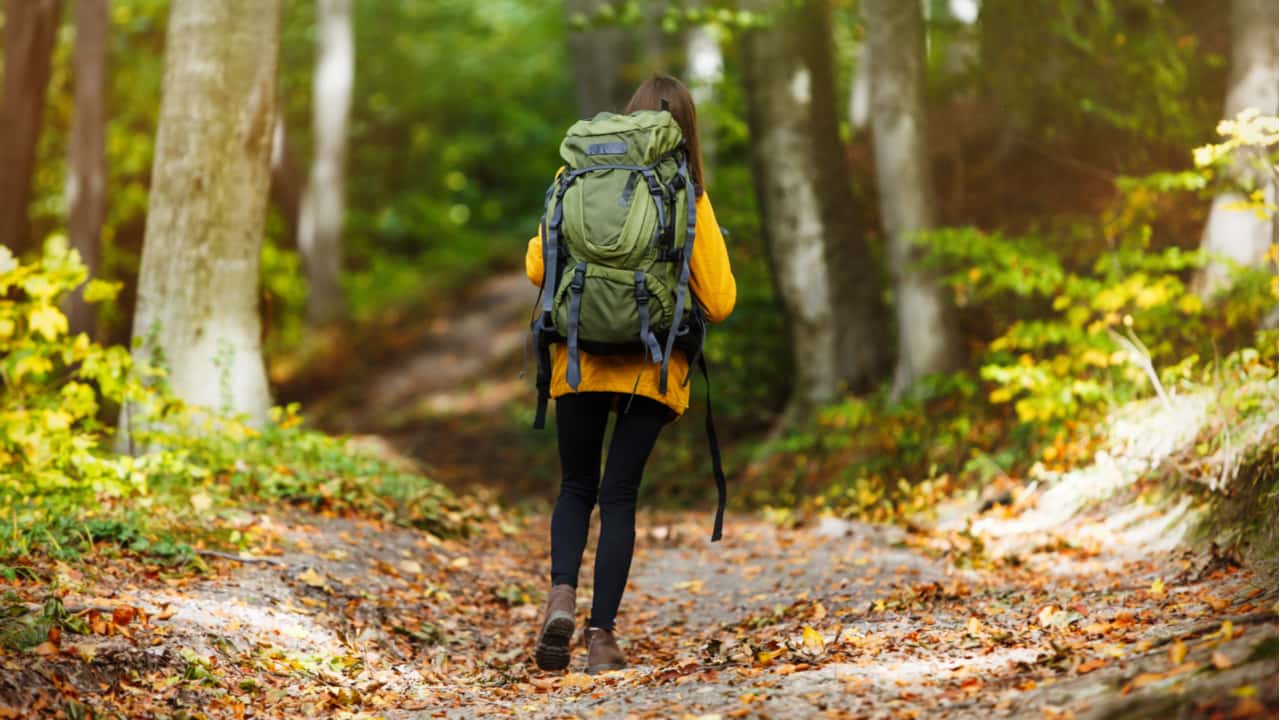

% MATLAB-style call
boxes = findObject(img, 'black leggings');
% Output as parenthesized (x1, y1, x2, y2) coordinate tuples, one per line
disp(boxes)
(550, 391, 670, 631)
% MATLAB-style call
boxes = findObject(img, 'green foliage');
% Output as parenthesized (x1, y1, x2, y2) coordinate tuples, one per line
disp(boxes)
(0, 246, 469, 561)
(278, 0, 575, 322)
(979, 0, 1221, 165)
(0, 239, 138, 495)
(1192, 109, 1280, 204)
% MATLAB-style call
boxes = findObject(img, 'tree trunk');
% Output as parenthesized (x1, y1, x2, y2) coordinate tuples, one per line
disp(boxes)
(65, 0, 109, 338)
(298, 0, 353, 326)
(741, 0, 891, 422)
(125, 0, 281, 433)
(0, 0, 62, 256)
(685, 19, 722, 184)
(1195, 0, 1279, 298)
(270, 112, 304, 249)
(849, 41, 871, 132)
(864, 0, 962, 397)
(566, 0, 633, 116)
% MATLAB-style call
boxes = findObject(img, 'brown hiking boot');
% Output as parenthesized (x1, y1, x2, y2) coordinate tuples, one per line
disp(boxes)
(584, 627, 626, 674)
(534, 584, 576, 671)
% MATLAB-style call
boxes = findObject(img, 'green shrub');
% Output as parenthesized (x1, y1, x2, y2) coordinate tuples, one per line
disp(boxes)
(0, 242, 470, 561)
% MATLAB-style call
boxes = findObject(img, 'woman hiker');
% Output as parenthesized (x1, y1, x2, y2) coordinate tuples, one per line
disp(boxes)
(525, 74, 737, 673)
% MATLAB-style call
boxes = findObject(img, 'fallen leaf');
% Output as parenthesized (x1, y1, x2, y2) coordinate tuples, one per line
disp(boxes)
(801, 625, 825, 656)
(298, 568, 329, 590)
(966, 617, 983, 636)
(560, 672, 594, 689)
(1231, 699, 1267, 718)
(1037, 605, 1059, 627)
(1212, 651, 1232, 670)
(1149, 578, 1166, 599)
(1169, 640, 1187, 665)
(112, 606, 137, 627)
(1077, 658, 1107, 674)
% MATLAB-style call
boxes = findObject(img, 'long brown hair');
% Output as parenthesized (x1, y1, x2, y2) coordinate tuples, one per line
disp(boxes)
(624, 74, 705, 193)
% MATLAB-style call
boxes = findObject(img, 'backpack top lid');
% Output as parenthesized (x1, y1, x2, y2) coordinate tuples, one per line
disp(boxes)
(560, 110, 685, 169)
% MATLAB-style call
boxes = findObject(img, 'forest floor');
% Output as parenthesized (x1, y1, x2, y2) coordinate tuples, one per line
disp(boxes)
(3, 272, 1276, 719)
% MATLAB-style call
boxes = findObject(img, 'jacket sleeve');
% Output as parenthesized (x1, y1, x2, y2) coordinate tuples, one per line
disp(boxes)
(525, 226, 544, 288)
(688, 191, 737, 323)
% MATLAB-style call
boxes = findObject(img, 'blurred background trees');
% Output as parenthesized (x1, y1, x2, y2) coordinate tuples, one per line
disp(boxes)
(0, 0, 1275, 509)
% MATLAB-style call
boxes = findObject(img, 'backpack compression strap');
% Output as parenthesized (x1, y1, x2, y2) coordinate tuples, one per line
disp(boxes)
(565, 262, 587, 390)
(659, 156, 698, 394)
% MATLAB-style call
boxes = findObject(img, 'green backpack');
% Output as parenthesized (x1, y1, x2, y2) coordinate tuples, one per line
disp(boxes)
(530, 108, 726, 541)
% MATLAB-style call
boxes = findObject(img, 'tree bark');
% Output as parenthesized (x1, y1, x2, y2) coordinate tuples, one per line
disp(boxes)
(270, 112, 304, 249)
(864, 0, 962, 396)
(65, 0, 109, 338)
(0, 0, 62, 256)
(566, 0, 633, 116)
(741, 0, 891, 422)
(1195, 0, 1279, 298)
(125, 0, 281, 432)
(849, 41, 871, 132)
(298, 0, 353, 325)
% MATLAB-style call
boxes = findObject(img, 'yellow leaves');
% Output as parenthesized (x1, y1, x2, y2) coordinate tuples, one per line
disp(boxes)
(1169, 640, 1187, 665)
(297, 568, 330, 590)
(675, 579, 706, 595)
(83, 279, 123, 304)
(800, 625, 825, 656)
(1176, 293, 1202, 315)
(966, 617, 984, 636)
(560, 672, 594, 689)
(1148, 578, 1166, 600)
(28, 304, 67, 341)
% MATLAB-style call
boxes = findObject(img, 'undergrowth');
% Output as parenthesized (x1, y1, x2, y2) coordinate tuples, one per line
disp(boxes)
(0, 241, 474, 565)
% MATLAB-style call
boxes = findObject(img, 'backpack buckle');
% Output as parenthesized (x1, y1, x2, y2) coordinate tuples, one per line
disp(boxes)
(570, 264, 587, 293)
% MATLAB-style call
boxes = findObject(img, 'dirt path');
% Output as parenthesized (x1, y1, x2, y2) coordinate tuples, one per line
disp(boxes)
(5, 495, 1275, 718)
(6, 274, 1275, 718)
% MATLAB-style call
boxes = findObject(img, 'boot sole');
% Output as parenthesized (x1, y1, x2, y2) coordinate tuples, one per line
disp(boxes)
(534, 611, 575, 671)
(586, 661, 626, 675)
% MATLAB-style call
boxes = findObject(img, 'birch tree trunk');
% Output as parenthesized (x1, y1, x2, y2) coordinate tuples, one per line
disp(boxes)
(1195, 0, 1279, 298)
(298, 0, 354, 325)
(566, 0, 632, 115)
(0, 0, 62, 255)
(864, 0, 961, 397)
(125, 0, 280, 433)
(65, 0, 109, 338)
(849, 41, 871, 132)
(742, 0, 890, 423)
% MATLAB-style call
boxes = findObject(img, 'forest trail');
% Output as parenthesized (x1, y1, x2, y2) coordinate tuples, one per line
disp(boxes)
(303, 269, 547, 495)
(6, 493, 1275, 718)
(8, 274, 1276, 718)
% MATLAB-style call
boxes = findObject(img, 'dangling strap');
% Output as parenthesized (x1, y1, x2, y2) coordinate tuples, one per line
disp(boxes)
(634, 271, 664, 363)
(533, 176, 571, 429)
(659, 157, 697, 394)
(565, 262, 587, 390)
(700, 355, 726, 542)
(533, 328, 552, 429)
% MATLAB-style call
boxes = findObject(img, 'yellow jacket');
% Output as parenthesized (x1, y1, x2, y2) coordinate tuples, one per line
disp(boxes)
(525, 190, 737, 415)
